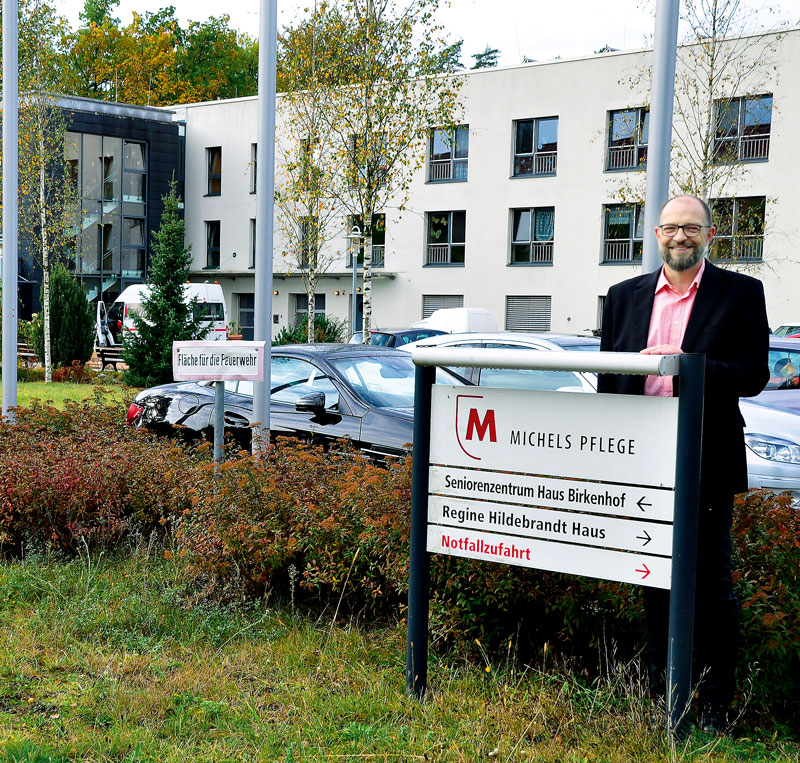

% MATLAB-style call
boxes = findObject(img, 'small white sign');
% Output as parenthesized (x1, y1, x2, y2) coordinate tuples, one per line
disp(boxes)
(428, 495, 673, 556)
(430, 386, 679, 488)
(429, 466, 674, 521)
(172, 340, 266, 382)
(427, 525, 671, 589)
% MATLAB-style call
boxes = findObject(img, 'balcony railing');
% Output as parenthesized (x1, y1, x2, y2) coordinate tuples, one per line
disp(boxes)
(739, 134, 770, 160)
(606, 145, 638, 170)
(428, 158, 468, 182)
(603, 240, 642, 263)
(530, 241, 554, 263)
(426, 244, 451, 264)
(714, 134, 770, 163)
(713, 235, 764, 262)
(513, 151, 558, 176)
(347, 245, 385, 268)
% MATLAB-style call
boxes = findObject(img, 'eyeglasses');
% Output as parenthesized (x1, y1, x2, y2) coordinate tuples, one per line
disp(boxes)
(658, 224, 709, 237)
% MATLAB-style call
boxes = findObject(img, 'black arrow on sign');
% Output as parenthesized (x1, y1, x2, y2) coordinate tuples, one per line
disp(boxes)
(637, 497, 652, 512)
(636, 529, 652, 546)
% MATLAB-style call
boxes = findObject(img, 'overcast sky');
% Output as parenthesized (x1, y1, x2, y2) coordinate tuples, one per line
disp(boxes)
(54, 0, 800, 66)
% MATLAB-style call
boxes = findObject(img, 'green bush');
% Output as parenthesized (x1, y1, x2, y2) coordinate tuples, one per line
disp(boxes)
(177, 449, 800, 722)
(273, 313, 348, 345)
(123, 183, 209, 387)
(30, 262, 94, 367)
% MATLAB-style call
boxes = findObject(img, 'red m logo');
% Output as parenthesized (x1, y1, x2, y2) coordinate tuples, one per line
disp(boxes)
(466, 408, 497, 442)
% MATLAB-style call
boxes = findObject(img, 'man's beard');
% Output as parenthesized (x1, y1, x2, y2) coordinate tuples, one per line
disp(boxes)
(659, 240, 706, 272)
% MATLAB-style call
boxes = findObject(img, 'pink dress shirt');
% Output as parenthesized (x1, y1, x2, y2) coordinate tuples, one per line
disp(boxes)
(643, 259, 706, 396)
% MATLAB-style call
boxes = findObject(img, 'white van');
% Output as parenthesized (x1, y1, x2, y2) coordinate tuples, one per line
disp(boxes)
(96, 283, 229, 345)
(412, 307, 498, 334)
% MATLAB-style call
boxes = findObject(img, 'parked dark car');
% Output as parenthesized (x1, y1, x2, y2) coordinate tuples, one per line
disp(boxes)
(348, 328, 447, 347)
(126, 344, 459, 458)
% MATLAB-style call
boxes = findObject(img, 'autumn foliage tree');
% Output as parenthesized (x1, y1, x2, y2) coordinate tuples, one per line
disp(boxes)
(279, 0, 463, 340)
(63, 3, 258, 106)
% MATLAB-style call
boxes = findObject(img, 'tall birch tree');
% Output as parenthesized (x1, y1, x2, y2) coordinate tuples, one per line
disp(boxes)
(314, 0, 463, 340)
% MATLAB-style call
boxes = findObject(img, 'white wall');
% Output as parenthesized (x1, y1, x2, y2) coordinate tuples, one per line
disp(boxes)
(174, 27, 800, 336)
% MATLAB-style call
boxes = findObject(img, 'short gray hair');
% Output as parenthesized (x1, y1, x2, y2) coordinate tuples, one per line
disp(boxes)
(658, 195, 713, 227)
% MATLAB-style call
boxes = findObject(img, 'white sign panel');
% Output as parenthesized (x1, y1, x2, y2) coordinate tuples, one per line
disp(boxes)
(427, 525, 671, 589)
(429, 466, 674, 522)
(430, 386, 679, 488)
(172, 340, 266, 381)
(428, 495, 673, 556)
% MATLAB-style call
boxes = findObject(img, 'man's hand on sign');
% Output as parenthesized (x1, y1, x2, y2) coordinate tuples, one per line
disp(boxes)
(640, 344, 684, 355)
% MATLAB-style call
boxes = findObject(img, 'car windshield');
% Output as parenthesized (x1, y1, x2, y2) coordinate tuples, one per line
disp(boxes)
(329, 355, 455, 408)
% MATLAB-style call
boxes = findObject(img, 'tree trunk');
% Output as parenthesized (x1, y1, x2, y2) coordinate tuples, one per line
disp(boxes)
(307, 285, 316, 343)
(39, 139, 52, 384)
(361, 231, 373, 343)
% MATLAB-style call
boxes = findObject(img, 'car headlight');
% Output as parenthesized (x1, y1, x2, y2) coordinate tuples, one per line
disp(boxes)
(745, 433, 800, 464)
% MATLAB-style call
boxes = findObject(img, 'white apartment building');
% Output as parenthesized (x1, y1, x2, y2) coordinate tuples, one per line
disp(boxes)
(170, 27, 800, 340)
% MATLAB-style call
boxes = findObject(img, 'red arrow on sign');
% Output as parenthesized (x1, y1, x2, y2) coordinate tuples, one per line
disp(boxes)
(635, 563, 651, 580)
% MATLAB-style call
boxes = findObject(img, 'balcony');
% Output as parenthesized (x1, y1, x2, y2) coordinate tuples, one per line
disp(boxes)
(347, 245, 385, 269)
(428, 158, 468, 182)
(530, 241, 553, 263)
(713, 235, 764, 262)
(603, 240, 642, 263)
(426, 244, 451, 264)
(514, 151, 558, 177)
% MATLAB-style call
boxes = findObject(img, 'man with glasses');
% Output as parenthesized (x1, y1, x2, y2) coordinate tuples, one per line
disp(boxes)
(598, 195, 769, 733)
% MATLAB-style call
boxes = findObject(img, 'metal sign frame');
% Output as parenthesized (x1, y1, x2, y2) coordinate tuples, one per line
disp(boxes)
(406, 348, 704, 740)
(172, 340, 266, 463)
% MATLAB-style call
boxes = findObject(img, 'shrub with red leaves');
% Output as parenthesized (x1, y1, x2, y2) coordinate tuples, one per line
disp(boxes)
(0, 397, 194, 552)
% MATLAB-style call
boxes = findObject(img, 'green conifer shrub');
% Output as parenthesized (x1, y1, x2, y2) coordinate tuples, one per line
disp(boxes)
(30, 262, 94, 367)
(123, 183, 209, 387)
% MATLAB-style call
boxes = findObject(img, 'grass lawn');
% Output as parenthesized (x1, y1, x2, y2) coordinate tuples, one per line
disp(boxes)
(0, 381, 133, 410)
(0, 553, 796, 763)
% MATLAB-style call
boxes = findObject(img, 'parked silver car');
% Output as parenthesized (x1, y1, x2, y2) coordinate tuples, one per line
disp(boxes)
(402, 332, 800, 502)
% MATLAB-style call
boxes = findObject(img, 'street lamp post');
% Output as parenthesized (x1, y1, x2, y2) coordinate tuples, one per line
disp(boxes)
(345, 225, 362, 336)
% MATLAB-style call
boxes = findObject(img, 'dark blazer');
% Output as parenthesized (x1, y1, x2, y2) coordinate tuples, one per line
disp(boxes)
(598, 260, 769, 497)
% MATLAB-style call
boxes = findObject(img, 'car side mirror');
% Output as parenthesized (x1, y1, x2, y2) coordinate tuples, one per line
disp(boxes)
(295, 391, 326, 413)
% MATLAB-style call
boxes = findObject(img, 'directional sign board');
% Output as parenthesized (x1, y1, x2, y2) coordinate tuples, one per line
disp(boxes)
(172, 340, 266, 382)
(427, 386, 679, 589)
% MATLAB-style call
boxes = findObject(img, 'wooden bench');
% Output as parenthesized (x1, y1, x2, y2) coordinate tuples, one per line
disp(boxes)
(17, 341, 38, 363)
(96, 345, 127, 371)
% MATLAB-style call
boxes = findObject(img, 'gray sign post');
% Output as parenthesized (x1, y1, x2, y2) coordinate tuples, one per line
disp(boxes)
(407, 348, 703, 740)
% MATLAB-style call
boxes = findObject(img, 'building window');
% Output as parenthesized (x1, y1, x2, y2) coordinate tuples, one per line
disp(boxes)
(206, 220, 221, 268)
(122, 217, 145, 276)
(597, 295, 606, 332)
(513, 117, 558, 176)
(293, 293, 325, 327)
(710, 196, 765, 262)
(207, 146, 222, 195)
(123, 141, 146, 204)
(426, 211, 465, 265)
(505, 295, 552, 332)
(713, 94, 772, 162)
(603, 204, 644, 262)
(422, 294, 464, 318)
(511, 207, 555, 264)
(606, 108, 649, 171)
(428, 125, 469, 182)
(102, 138, 121, 201)
(347, 214, 385, 268)
(249, 218, 256, 268)
(237, 293, 255, 340)
(250, 143, 257, 193)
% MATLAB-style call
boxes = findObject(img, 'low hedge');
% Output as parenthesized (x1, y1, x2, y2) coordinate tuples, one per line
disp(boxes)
(0, 398, 194, 552)
(0, 403, 796, 721)
(177, 442, 800, 722)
